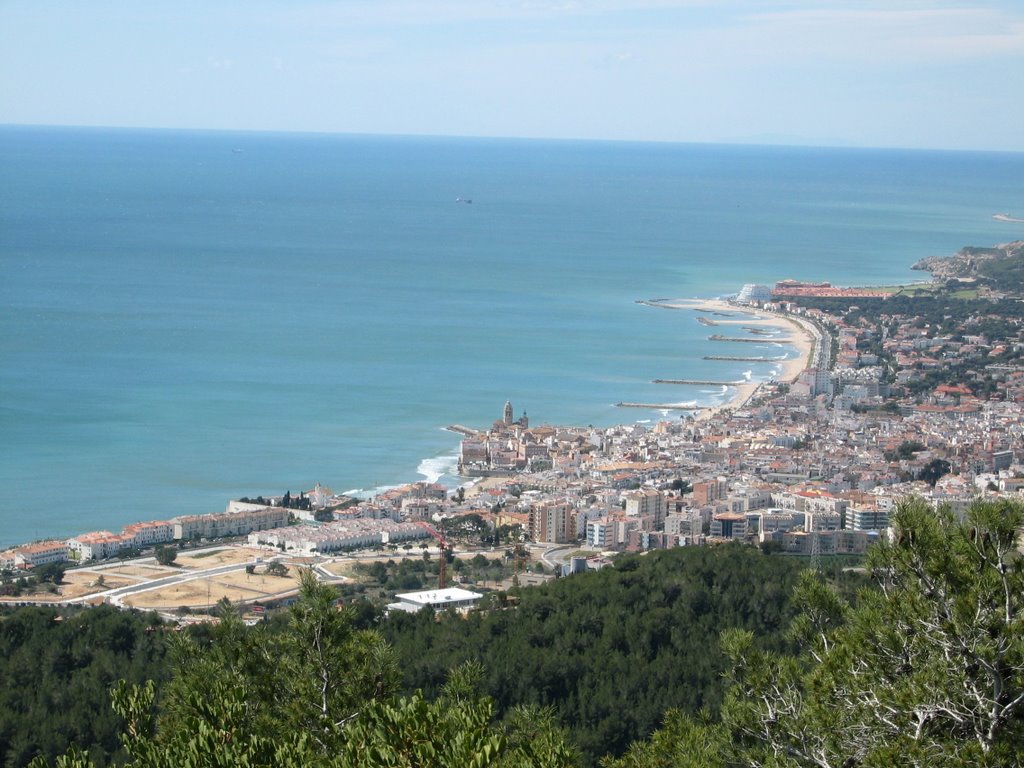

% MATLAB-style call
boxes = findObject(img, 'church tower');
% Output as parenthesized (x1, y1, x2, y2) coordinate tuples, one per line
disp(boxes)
(503, 400, 514, 426)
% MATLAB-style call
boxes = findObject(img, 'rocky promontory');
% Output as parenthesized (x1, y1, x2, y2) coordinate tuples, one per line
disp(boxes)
(912, 240, 1024, 284)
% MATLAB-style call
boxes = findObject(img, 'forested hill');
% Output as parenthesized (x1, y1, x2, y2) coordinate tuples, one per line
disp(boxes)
(0, 545, 812, 767)
(11, 499, 1024, 767)
(382, 544, 812, 763)
(0, 605, 168, 767)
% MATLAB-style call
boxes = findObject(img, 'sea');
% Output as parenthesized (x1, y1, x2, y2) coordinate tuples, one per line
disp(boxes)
(2, 125, 1022, 549)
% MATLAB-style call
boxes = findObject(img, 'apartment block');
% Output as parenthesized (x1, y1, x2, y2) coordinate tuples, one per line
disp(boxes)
(173, 506, 290, 541)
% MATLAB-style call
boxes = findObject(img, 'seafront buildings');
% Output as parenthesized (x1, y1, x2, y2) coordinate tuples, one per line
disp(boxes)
(248, 519, 429, 555)
(5, 287, 1024, 575)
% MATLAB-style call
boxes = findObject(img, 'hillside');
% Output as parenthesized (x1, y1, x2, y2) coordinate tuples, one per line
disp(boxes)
(382, 544, 816, 763)
(13, 498, 1024, 768)
(912, 240, 1024, 291)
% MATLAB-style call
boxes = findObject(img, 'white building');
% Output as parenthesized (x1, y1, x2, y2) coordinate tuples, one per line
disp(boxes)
(12, 540, 69, 569)
(248, 519, 430, 555)
(387, 587, 483, 614)
(848, 506, 890, 531)
(121, 520, 174, 548)
(736, 284, 772, 305)
(174, 506, 290, 541)
(67, 531, 132, 561)
(585, 518, 616, 549)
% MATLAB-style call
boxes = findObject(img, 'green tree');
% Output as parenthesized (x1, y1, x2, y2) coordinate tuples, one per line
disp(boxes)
(265, 561, 289, 577)
(33, 562, 66, 584)
(898, 440, 925, 458)
(1, 605, 168, 767)
(600, 710, 727, 768)
(918, 457, 952, 486)
(154, 546, 177, 567)
(383, 542, 805, 763)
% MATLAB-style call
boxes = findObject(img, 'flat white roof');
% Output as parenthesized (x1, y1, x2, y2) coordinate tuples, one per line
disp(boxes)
(394, 587, 483, 606)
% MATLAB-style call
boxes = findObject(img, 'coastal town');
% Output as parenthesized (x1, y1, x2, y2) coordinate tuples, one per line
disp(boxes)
(4, 249, 1024, 614)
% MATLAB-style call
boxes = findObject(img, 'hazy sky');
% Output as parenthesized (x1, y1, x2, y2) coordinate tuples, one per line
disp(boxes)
(2, 1, 1022, 151)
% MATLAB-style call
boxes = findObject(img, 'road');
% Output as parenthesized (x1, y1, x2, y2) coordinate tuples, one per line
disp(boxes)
(537, 545, 574, 571)
(95, 558, 273, 607)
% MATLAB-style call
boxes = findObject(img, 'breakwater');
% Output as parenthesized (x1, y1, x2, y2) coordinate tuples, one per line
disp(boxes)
(652, 379, 738, 386)
(709, 334, 793, 343)
(445, 424, 480, 437)
(615, 402, 707, 410)
(703, 355, 785, 362)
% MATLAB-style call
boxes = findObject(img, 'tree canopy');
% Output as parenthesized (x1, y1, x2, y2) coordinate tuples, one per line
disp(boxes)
(29, 571, 578, 768)
(154, 546, 177, 567)
(603, 497, 1024, 768)
(0, 605, 168, 767)
(15, 498, 1024, 768)
(382, 543, 810, 763)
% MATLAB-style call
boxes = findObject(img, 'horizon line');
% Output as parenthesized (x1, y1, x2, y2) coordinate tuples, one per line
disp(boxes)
(2, 121, 1022, 157)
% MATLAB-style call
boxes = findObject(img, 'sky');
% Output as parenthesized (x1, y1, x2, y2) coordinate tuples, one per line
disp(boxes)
(1, 0, 1023, 151)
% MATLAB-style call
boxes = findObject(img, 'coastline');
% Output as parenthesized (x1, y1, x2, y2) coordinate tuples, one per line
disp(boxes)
(645, 298, 814, 421)
(6, 131, 1010, 552)
(3, 295, 815, 554)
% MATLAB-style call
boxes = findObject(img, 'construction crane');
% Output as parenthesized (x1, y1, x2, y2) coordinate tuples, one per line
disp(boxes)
(417, 522, 453, 589)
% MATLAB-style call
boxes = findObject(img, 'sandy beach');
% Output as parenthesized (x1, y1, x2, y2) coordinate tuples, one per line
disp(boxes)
(645, 298, 815, 420)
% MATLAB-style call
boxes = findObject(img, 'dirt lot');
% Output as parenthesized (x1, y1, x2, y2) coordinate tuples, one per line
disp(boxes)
(122, 569, 301, 610)
(59, 571, 139, 599)
(320, 560, 361, 578)
(176, 547, 267, 570)
(96, 563, 176, 578)
(2, 544, 497, 610)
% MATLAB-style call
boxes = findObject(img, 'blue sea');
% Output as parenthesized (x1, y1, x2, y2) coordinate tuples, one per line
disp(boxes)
(2, 125, 1022, 548)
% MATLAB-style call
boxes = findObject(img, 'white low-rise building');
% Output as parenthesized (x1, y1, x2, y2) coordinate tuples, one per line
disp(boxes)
(174, 506, 290, 541)
(13, 540, 69, 569)
(248, 519, 429, 555)
(387, 587, 483, 614)
(122, 520, 174, 548)
(67, 531, 133, 561)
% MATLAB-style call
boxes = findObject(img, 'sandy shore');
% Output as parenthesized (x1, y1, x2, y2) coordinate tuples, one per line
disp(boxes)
(645, 298, 814, 420)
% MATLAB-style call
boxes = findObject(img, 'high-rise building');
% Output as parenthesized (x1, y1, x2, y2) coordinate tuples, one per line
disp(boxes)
(736, 284, 772, 305)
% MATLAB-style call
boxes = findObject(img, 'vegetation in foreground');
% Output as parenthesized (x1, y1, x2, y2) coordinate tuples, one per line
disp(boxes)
(11, 498, 1024, 767)
(382, 543, 810, 762)
(605, 498, 1024, 768)
(0, 605, 168, 766)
